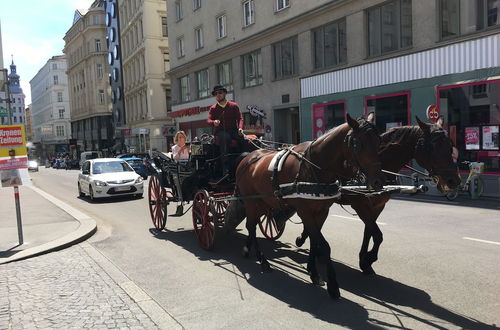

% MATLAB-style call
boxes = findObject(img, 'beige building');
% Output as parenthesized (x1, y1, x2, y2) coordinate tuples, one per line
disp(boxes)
(119, 0, 172, 152)
(63, 1, 114, 155)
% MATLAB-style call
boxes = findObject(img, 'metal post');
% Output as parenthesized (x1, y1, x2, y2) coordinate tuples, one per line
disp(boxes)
(1, 68, 13, 125)
(14, 185, 24, 245)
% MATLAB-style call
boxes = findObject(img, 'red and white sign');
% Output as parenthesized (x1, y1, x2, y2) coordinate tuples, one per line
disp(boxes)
(0, 157, 28, 170)
(426, 105, 440, 122)
(0, 126, 24, 146)
(312, 105, 325, 138)
(465, 127, 480, 150)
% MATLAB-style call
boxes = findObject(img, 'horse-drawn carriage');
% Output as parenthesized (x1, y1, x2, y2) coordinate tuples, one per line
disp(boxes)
(146, 115, 460, 299)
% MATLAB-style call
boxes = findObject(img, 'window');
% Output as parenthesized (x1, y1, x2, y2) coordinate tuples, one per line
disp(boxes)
(56, 126, 65, 137)
(313, 19, 347, 70)
(439, 0, 500, 39)
(59, 109, 65, 119)
(243, 0, 255, 27)
(52, 63, 57, 70)
(97, 63, 103, 79)
(161, 17, 168, 37)
(216, 15, 226, 39)
(193, 0, 201, 10)
(95, 39, 101, 52)
(312, 102, 346, 138)
(53, 75, 59, 85)
(367, 0, 412, 57)
(57, 92, 63, 102)
(179, 75, 190, 102)
(276, 0, 290, 11)
(177, 37, 185, 57)
(99, 90, 105, 104)
(195, 26, 204, 49)
(13, 117, 17, 123)
(365, 92, 410, 133)
(163, 52, 170, 72)
(216, 60, 233, 91)
(273, 36, 298, 80)
(196, 69, 209, 99)
(175, 1, 183, 21)
(93, 15, 99, 25)
(242, 50, 262, 87)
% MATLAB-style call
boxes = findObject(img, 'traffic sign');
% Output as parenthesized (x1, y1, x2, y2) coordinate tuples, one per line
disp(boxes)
(0, 107, 8, 117)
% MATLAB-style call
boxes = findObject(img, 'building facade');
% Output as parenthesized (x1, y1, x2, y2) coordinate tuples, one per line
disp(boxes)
(118, 0, 172, 152)
(167, 0, 500, 197)
(25, 104, 34, 141)
(64, 1, 114, 157)
(30, 55, 72, 159)
(2, 59, 26, 126)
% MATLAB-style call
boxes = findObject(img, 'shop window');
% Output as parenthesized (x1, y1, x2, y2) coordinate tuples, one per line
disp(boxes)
(216, 60, 233, 91)
(313, 19, 347, 70)
(438, 80, 500, 172)
(439, 0, 500, 39)
(367, 0, 412, 56)
(312, 101, 346, 138)
(273, 36, 298, 80)
(365, 92, 410, 133)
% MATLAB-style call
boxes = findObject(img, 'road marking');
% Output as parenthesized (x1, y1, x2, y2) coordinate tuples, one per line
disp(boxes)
(463, 237, 500, 246)
(330, 214, 387, 226)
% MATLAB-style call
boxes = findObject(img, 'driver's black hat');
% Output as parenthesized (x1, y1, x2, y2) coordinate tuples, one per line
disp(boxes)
(211, 85, 227, 96)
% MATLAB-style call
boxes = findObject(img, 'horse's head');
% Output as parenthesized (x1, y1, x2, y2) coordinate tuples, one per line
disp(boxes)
(415, 116, 461, 191)
(344, 114, 385, 191)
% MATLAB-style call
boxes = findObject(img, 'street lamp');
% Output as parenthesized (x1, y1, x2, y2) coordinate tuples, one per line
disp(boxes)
(0, 68, 13, 125)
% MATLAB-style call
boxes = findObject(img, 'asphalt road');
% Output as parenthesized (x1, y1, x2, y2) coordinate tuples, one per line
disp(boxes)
(31, 167, 500, 329)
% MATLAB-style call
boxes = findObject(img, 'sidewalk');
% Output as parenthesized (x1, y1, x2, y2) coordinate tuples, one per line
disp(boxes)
(0, 185, 96, 264)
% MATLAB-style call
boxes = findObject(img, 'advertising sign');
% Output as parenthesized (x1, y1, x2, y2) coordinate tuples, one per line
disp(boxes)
(312, 105, 325, 138)
(0, 125, 28, 179)
(482, 125, 499, 150)
(465, 127, 480, 150)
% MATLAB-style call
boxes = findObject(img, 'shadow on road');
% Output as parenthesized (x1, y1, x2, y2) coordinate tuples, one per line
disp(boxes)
(392, 194, 500, 211)
(148, 226, 497, 330)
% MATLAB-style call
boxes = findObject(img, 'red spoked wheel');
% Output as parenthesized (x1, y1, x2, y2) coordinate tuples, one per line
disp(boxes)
(210, 193, 229, 224)
(258, 209, 286, 240)
(148, 174, 167, 231)
(192, 190, 215, 250)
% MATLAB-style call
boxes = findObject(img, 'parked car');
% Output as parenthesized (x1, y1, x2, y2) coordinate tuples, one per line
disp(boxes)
(79, 151, 103, 168)
(116, 153, 152, 177)
(121, 157, 149, 179)
(28, 160, 39, 172)
(78, 158, 144, 201)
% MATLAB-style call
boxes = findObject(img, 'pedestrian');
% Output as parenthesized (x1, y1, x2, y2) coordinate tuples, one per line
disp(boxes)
(171, 131, 190, 160)
(207, 85, 244, 176)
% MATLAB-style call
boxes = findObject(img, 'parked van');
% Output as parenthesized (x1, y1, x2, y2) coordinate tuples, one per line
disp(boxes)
(79, 151, 102, 168)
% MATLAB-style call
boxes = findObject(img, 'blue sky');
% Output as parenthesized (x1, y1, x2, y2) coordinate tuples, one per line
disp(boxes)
(1, 0, 94, 104)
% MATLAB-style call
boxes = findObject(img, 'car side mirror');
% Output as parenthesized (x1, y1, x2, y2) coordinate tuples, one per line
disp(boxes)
(82, 169, 89, 175)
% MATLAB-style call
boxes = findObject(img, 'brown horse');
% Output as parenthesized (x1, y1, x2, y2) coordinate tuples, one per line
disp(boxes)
(235, 114, 385, 299)
(296, 116, 461, 275)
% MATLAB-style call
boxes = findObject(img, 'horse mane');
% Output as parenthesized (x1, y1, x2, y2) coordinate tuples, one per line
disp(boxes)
(380, 125, 422, 149)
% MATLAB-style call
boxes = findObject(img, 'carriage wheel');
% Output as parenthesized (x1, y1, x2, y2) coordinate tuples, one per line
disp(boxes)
(148, 174, 167, 231)
(211, 200, 228, 224)
(258, 209, 286, 240)
(192, 190, 215, 250)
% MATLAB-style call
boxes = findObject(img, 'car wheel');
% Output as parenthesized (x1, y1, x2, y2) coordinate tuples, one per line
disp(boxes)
(78, 183, 85, 197)
(135, 193, 144, 198)
(89, 186, 95, 201)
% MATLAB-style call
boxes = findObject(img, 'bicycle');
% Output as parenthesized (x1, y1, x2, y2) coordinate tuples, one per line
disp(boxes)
(445, 161, 484, 200)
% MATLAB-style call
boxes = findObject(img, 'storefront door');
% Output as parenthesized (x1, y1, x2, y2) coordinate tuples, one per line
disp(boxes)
(312, 101, 346, 138)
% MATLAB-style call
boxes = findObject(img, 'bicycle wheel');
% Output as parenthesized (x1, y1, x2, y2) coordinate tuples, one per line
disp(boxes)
(445, 190, 458, 201)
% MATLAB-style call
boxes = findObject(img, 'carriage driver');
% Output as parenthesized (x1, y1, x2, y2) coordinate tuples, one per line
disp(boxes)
(207, 85, 244, 176)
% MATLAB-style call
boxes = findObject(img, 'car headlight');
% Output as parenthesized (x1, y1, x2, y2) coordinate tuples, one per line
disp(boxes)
(135, 177, 144, 183)
(94, 180, 107, 186)
(29, 161, 38, 167)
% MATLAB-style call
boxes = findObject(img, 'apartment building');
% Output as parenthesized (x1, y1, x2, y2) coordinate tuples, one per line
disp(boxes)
(63, 0, 114, 155)
(116, 0, 172, 152)
(0, 59, 26, 126)
(167, 0, 500, 197)
(30, 56, 72, 159)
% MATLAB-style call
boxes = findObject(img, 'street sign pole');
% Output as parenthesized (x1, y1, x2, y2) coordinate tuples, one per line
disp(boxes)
(13, 185, 24, 245)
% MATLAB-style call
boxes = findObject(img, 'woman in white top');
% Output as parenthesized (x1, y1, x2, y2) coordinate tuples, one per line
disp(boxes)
(172, 131, 190, 160)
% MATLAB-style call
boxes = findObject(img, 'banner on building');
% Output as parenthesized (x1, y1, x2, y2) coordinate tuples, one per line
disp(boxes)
(465, 127, 480, 150)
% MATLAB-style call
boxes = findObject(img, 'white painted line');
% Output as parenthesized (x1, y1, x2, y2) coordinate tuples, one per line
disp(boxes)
(463, 237, 500, 246)
(330, 214, 387, 226)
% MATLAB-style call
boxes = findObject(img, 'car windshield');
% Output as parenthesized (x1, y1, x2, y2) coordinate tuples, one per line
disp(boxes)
(92, 161, 134, 174)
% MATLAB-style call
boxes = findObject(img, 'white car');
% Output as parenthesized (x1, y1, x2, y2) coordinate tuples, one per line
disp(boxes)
(78, 158, 144, 200)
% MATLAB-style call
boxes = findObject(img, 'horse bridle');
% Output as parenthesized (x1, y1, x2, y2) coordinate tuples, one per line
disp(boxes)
(344, 121, 381, 173)
(415, 129, 457, 178)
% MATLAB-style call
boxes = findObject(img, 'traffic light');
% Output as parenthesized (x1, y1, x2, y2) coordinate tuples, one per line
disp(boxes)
(8, 149, 15, 157)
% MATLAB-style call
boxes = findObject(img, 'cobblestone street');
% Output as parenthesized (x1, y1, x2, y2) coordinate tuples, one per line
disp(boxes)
(0, 245, 158, 330)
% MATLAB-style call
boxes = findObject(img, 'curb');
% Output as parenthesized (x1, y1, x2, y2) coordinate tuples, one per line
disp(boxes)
(0, 186, 97, 265)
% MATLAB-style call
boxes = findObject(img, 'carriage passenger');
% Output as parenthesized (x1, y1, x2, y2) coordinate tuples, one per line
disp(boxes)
(172, 131, 190, 161)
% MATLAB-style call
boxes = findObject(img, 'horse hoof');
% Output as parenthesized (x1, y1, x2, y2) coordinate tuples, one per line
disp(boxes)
(261, 260, 272, 273)
(242, 246, 249, 258)
(327, 285, 341, 299)
(295, 236, 305, 247)
(311, 276, 325, 287)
